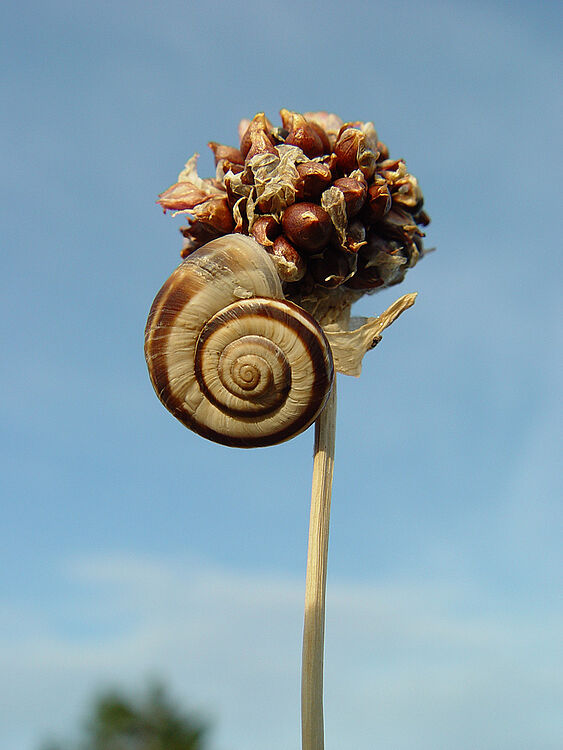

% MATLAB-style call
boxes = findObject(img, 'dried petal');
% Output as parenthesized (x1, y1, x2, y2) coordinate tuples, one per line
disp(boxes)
(323, 293, 417, 376)
(359, 121, 379, 155)
(248, 144, 304, 215)
(224, 169, 252, 208)
(389, 172, 424, 211)
(176, 154, 223, 195)
(157, 182, 210, 213)
(232, 197, 248, 233)
(321, 186, 347, 248)
(366, 250, 407, 286)
(270, 126, 289, 144)
(215, 159, 244, 178)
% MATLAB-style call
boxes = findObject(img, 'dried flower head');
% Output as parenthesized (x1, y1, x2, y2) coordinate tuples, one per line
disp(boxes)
(157, 110, 430, 327)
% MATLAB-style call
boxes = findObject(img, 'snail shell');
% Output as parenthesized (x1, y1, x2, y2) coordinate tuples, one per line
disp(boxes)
(144, 235, 334, 447)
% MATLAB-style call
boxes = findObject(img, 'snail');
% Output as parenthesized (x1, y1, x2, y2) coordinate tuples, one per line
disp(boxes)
(144, 234, 334, 448)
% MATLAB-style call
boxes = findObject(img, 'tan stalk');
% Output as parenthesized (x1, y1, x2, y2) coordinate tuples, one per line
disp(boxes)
(301, 379, 337, 750)
(300, 291, 417, 750)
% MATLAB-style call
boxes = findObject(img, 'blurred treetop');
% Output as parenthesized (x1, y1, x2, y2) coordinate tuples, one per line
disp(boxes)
(41, 682, 209, 750)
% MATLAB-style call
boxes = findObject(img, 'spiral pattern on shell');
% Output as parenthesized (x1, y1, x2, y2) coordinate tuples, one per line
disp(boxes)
(144, 235, 334, 447)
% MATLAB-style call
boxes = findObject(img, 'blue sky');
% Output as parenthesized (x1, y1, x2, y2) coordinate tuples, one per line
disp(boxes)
(1, 1, 562, 749)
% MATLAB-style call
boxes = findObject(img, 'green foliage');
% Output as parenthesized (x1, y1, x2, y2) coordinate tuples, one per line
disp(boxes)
(41, 682, 209, 750)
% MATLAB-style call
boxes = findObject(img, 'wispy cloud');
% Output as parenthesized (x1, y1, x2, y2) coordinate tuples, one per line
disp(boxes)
(2, 554, 561, 750)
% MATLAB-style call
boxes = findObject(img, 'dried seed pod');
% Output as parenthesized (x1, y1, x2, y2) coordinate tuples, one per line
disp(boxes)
(305, 120, 332, 154)
(282, 202, 333, 253)
(295, 162, 333, 201)
(377, 206, 421, 244)
(158, 109, 430, 318)
(334, 128, 363, 173)
(270, 126, 289, 144)
(340, 220, 367, 254)
(145, 235, 334, 447)
(217, 160, 244, 177)
(334, 127, 377, 180)
(245, 128, 278, 162)
(251, 215, 281, 247)
(377, 158, 403, 172)
(304, 112, 344, 149)
(189, 196, 235, 235)
(179, 223, 220, 258)
(240, 113, 275, 158)
(376, 140, 389, 161)
(345, 265, 384, 290)
(363, 178, 392, 222)
(309, 247, 355, 288)
(269, 235, 306, 282)
(389, 172, 424, 212)
(208, 142, 244, 166)
(414, 209, 431, 226)
(332, 177, 368, 217)
(283, 111, 326, 158)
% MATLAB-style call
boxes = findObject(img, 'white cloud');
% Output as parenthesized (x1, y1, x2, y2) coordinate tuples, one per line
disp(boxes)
(1, 554, 561, 750)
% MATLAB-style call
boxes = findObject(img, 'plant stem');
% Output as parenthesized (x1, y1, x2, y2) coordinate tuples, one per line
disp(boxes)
(301, 379, 337, 750)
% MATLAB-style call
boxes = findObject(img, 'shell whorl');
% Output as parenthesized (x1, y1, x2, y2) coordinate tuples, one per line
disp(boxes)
(144, 235, 334, 447)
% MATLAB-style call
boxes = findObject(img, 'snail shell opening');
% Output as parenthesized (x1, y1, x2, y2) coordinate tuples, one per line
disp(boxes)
(145, 235, 334, 447)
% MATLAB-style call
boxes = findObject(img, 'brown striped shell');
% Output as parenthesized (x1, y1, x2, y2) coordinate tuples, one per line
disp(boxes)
(144, 235, 334, 447)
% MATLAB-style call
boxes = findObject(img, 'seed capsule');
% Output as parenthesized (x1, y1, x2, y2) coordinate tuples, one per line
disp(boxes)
(345, 265, 385, 290)
(306, 120, 332, 154)
(269, 235, 306, 282)
(376, 141, 389, 161)
(190, 196, 235, 234)
(332, 177, 367, 217)
(295, 162, 333, 201)
(340, 220, 367, 254)
(245, 128, 278, 162)
(208, 142, 244, 166)
(334, 128, 377, 179)
(363, 179, 392, 222)
(179, 222, 220, 258)
(309, 247, 355, 288)
(251, 215, 281, 247)
(240, 113, 275, 158)
(282, 202, 333, 253)
(282, 111, 326, 158)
